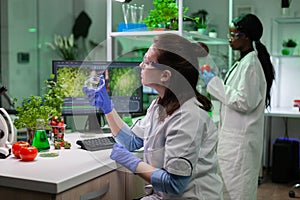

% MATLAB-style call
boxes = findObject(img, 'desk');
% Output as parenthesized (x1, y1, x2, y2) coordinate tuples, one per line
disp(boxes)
(265, 107, 300, 118)
(264, 107, 300, 168)
(0, 133, 144, 200)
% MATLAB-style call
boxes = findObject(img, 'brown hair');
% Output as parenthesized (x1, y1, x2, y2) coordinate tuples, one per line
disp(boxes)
(151, 33, 212, 120)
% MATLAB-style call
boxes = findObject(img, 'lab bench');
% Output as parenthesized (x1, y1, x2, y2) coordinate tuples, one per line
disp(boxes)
(0, 133, 145, 200)
(263, 107, 300, 169)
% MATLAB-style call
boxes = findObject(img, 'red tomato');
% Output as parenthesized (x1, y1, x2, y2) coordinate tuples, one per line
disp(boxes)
(52, 127, 59, 134)
(201, 64, 211, 73)
(50, 120, 57, 126)
(57, 122, 65, 130)
(19, 146, 38, 161)
(12, 141, 30, 159)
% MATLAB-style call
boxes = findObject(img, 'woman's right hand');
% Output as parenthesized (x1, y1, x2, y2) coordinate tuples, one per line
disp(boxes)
(82, 75, 114, 114)
(200, 70, 216, 85)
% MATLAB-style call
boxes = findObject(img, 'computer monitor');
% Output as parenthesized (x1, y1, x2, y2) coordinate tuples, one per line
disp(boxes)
(52, 60, 143, 116)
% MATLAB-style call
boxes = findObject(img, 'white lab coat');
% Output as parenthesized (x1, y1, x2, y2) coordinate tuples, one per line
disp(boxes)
(132, 97, 223, 200)
(207, 51, 266, 200)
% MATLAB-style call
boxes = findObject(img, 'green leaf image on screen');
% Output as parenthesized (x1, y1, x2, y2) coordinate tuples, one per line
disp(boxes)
(57, 67, 90, 97)
(108, 67, 140, 97)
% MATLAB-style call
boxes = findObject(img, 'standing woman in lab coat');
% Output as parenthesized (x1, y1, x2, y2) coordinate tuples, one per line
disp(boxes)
(201, 13, 275, 200)
(83, 33, 223, 199)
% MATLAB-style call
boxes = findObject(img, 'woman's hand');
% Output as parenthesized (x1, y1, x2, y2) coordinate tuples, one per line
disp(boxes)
(82, 75, 114, 114)
(110, 143, 142, 173)
(201, 70, 216, 85)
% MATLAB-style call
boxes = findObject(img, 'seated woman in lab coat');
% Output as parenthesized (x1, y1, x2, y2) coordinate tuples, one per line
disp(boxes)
(83, 33, 223, 200)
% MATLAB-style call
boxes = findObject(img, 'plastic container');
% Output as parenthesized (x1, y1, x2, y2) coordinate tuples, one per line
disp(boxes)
(293, 99, 300, 111)
(51, 124, 67, 143)
(117, 22, 147, 32)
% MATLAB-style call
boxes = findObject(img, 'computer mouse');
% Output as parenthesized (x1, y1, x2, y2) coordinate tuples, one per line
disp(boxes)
(0, 147, 10, 159)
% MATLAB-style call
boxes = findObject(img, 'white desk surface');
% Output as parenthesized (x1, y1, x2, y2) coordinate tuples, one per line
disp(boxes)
(0, 133, 117, 194)
(264, 107, 300, 118)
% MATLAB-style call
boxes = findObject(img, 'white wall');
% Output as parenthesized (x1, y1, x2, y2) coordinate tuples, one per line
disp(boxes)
(1, 0, 75, 108)
(233, 0, 300, 50)
(271, 57, 300, 108)
(7, 0, 39, 103)
(38, 0, 75, 92)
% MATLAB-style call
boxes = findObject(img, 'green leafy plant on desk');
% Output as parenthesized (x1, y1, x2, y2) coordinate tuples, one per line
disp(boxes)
(14, 75, 65, 131)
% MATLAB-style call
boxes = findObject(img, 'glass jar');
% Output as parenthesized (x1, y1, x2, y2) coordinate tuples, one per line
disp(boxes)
(51, 124, 66, 143)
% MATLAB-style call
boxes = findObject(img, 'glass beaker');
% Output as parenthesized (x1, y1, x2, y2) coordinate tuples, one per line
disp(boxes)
(32, 119, 50, 151)
(84, 75, 101, 89)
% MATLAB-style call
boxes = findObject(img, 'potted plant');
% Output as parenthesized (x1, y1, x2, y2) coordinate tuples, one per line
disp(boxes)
(208, 28, 217, 38)
(14, 75, 65, 143)
(282, 39, 297, 55)
(191, 9, 208, 32)
(46, 34, 78, 60)
(144, 0, 188, 30)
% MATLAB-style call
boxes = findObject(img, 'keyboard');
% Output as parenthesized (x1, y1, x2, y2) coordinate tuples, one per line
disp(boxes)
(76, 136, 116, 151)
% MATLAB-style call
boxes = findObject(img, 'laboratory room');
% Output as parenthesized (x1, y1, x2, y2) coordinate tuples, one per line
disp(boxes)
(0, 0, 300, 199)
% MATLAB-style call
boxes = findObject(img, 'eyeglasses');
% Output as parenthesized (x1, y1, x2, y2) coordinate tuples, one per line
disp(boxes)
(141, 55, 169, 70)
(227, 32, 245, 40)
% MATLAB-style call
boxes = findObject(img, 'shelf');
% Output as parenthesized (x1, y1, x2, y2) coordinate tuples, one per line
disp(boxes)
(273, 17, 300, 24)
(183, 31, 228, 45)
(110, 30, 228, 45)
(109, 30, 180, 37)
(271, 55, 300, 58)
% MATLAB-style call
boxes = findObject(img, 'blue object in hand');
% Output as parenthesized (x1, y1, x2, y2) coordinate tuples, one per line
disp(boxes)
(82, 75, 114, 114)
(110, 143, 142, 173)
(201, 70, 216, 85)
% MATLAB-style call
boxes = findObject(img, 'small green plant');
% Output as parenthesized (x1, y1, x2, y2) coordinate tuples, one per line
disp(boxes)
(14, 75, 65, 129)
(194, 17, 207, 29)
(184, 9, 209, 30)
(282, 39, 297, 47)
(192, 9, 208, 30)
(144, 0, 188, 30)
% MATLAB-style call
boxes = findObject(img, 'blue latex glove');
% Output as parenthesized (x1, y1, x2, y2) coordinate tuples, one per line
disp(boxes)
(110, 143, 142, 173)
(201, 70, 216, 85)
(82, 75, 114, 114)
